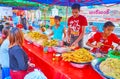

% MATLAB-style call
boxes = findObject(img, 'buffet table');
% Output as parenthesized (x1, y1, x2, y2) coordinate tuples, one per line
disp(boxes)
(23, 40, 104, 79)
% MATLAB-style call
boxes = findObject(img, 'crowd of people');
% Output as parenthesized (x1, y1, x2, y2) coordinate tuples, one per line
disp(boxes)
(0, 3, 120, 79)
(0, 26, 35, 79)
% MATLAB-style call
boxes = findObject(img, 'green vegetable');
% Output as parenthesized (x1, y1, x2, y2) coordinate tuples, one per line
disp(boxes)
(112, 51, 120, 56)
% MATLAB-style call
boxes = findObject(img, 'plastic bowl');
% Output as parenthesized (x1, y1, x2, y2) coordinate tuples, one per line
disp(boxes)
(53, 47, 71, 53)
(108, 50, 120, 60)
(70, 62, 91, 68)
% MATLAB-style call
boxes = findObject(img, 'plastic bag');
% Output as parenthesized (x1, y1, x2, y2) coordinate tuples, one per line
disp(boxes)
(24, 69, 47, 79)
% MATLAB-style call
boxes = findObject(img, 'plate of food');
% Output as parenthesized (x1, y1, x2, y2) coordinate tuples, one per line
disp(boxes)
(53, 46, 71, 53)
(62, 48, 94, 68)
(91, 57, 120, 79)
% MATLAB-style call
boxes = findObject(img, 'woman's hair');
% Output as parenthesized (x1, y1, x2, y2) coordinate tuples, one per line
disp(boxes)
(5, 22, 10, 26)
(54, 16, 62, 21)
(103, 21, 115, 28)
(9, 27, 24, 46)
(2, 27, 10, 39)
(0, 27, 10, 45)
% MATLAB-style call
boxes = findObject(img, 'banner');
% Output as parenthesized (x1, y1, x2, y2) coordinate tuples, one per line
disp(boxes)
(0, 7, 13, 17)
(81, 5, 120, 24)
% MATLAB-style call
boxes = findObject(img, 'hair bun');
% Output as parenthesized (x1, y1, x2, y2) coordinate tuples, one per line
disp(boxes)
(2, 34, 6, 39)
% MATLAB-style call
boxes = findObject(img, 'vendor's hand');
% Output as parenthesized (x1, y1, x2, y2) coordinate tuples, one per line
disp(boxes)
(63, 37, 67, 42)
(71, 41, 78, 47)
(115, 45, 120, 51)
(95, 42, 104, 48)
(111, 45, 114, 50)
(96, 53, 102, 58)
(67, 37, 70, 43)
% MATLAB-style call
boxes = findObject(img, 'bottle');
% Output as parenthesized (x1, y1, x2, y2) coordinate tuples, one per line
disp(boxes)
(44, 47, 48, 53)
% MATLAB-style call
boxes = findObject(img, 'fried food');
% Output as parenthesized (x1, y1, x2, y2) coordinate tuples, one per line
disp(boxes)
(25, 31, 48, 41)
(62, 48, 94, 63)
(43, 40, 58, 47)
(112, 51, 120, 56)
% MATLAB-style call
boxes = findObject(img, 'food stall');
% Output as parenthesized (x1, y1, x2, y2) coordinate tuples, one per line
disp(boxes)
(21, 0, 120, 79)
(22, 29, 119, 79)
(23, 40, 104, 79)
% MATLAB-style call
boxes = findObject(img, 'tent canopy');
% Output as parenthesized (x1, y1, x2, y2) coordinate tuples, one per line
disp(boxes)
(28, 0, 120, 6)
(0, 0, 119, 10)
(0, 0, 41, 10)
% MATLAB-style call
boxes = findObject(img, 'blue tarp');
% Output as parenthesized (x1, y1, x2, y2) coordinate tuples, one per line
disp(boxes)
(28, 0, 120, 6)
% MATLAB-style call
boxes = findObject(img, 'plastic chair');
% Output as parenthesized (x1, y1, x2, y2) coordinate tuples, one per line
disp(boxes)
(2, 68, 10, 79)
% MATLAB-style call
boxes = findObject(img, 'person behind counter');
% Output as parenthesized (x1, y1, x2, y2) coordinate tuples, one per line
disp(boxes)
(20, 15, 27, 30)
(67, 3, 88, 47)
(86, 21, 120, 57)
(49, 16, 66, 41)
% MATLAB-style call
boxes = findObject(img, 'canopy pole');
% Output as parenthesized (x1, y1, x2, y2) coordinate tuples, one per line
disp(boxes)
(43, 8, 46, 26)
(65, 6, 68, 28)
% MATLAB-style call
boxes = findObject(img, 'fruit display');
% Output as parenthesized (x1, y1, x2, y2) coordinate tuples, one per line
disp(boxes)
(62, 48, 94, 63)
(100, 58, 120, 79)
(43, 40, 58, 47)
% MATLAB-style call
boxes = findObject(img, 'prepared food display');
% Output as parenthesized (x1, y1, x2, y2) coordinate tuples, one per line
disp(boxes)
(112, 50, 120, 56)
(62, 48, 94, 63)
(24, 31, 48, 45)
(43, 40, 58, 47)
(25, 31, 48, 40)
(100, 58, 120, 79)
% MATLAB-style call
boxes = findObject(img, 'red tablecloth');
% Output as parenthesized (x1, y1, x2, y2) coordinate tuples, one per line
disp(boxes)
(23, 40, 104, 79)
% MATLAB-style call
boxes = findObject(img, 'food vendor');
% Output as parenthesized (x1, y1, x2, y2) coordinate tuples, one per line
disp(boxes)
(86, 21, 120, 57)
(49, 16, 66, 41)
(67, 3, 88, 47)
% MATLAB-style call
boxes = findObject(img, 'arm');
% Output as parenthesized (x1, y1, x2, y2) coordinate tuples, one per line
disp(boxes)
(67, 17, 71, 43)
(66, 26, 71, 43)
(86, 32, 102, 48)
(113, 34, 120, 44)
(71, 26, 85, 46)
(63, 28, 66, 38)
(49, 26, 54, 36)
(48, 32, 53, 37)
(86, 41, 98, 48)
(67, 26, 71, 38)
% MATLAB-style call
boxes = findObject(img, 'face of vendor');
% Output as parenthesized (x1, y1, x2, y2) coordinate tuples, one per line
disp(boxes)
(54, 19, 60, 26)
(104, 26, 114, 36)
(72, 9, 80, 18)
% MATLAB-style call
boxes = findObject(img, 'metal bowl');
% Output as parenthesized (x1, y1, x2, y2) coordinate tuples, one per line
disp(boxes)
(53, 47, 71, 53)
(70, 61, 91, 68)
